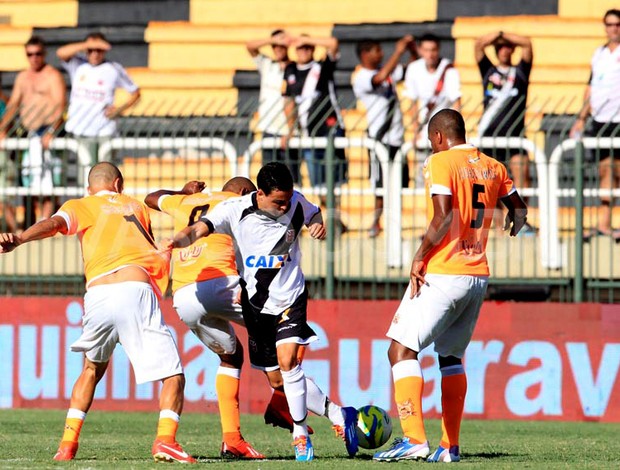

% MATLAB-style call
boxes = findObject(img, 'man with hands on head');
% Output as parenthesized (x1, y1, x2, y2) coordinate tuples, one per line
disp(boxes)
(374, 109, 527, 464)
(246, 30, 299, 169)
(57, 32, 140, 169)
(164, 162, 359, 462)
(352, 35, 416, 237)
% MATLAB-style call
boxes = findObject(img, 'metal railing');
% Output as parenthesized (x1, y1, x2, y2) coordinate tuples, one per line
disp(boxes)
(1, 96, 619, 301)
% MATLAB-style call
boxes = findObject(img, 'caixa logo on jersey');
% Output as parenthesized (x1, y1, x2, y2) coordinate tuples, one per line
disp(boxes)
(245, 254, 289, 268)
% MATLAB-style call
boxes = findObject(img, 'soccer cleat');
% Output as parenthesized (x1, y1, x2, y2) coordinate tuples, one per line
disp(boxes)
(332, 406, 359, 457)
(152, 439, 196, 464)
(373, 437, 430, 462)
(221, 439, 265, 459)
(53, 441, 78, 461)
(264, 403, 314, 434)
(292, 435, 314, 462)
(427, 445, 460, 463)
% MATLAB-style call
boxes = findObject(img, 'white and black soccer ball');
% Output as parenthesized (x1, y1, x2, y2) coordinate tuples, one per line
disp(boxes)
(355, 405, 393, 449)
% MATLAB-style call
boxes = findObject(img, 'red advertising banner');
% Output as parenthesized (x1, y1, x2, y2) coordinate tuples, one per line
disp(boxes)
(1, 297, 619, 421)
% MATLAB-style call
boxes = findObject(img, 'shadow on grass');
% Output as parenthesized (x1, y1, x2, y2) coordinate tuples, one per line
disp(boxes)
(465, 451, 516, 460)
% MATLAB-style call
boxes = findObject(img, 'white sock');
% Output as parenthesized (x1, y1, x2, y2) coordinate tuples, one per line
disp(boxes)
(67, 408, 87, 420)
(327, 400, 345, 426)
(305, 377, 327, 416)
(281, 365, 308, 438)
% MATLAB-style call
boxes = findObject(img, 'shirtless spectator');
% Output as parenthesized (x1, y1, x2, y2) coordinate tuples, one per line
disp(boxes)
(0, 36, 66, 226)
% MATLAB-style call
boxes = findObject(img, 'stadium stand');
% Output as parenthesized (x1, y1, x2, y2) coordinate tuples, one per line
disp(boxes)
(1, 0, 620, 300)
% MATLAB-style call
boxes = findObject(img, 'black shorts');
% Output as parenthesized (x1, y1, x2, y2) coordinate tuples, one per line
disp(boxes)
(241, 288, 317, 371)
(585, 120, 620, 161)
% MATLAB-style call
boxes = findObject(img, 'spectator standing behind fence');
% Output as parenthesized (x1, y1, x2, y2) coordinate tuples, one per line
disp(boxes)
(570, 9, 620, 242)
(0, 76, 17, 232)
(56, 32, 140, 174)
(246, 30, 300, 177)
(352, 36, 415, 238)
(374, 109, 527, 464)
(0, 36, 66, 227)
(474, 31, 536, 234)
(403, 34, 461, 169)
(283, 34, 348, 233)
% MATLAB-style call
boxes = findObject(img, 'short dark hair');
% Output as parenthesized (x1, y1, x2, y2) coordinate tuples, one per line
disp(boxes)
(604, 9, 620, 21)
(271, 29, 284, 37)
(86, 32, 107, 42)
(257, 162, 294, 195)
(25, 36, 45, 48)
(356, 39, 380, 59)
(418, 33, 440, 46)
(428, 109, 466, 141)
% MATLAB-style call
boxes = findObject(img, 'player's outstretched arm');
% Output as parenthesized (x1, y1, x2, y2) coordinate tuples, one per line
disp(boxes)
(501, 191, 528, 236)
(171, 220, 211, 248)
(144, 181, 206, 210)
(0, 216, 67, 253)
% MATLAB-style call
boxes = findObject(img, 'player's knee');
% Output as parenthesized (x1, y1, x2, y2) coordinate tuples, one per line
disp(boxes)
(387, 340, 417, 366)
(265, 370, 283, 389)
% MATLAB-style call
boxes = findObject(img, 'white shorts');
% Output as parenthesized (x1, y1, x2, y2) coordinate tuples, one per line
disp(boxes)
(173, 275, 244, 355)
(72, 282, 183, 384)
(386, 274, 488, 358)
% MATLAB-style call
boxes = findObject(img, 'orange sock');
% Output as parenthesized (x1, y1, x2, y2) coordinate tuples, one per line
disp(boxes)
(392, 360, 426, 444)
(156, 410, 179, 444)
(439, 365, 467, 448)
(61, 409, 86, 443)
(216, 367, 242, 445)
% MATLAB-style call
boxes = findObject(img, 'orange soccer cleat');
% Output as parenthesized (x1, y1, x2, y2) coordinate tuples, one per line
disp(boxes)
(152, 439, 196, 464)
(53, 441, 79, 461)
(220, 439, 265, 459)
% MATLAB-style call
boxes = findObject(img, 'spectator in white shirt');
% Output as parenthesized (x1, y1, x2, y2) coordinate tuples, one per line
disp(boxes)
(571, 9, 620, 241)
(57, 32, 140, 177)
(246, 30, 300, 180)
(352, 36, 415, 237)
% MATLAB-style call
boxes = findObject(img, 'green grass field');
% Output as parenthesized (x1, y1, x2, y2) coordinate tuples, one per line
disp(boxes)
(1, 409, 619, 469)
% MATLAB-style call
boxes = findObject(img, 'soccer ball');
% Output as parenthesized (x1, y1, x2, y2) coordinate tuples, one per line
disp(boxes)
(355, 405, 392, 449)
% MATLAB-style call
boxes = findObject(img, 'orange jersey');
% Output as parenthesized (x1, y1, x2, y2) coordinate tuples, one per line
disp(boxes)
(56, 191, 170, 296)
(159, 191, 238, 293)
(423, 144, 514, 275)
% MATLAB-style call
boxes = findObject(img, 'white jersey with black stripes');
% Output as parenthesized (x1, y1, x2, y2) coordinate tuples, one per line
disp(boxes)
(202, 190, 320, 315)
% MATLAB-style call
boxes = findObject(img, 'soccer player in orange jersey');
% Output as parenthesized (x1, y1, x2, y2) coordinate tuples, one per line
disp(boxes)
(146, 178, 320, 458)
(374, 109, 528, 463)
(0, 162, 195, 464)
(146, 177, 268, 459)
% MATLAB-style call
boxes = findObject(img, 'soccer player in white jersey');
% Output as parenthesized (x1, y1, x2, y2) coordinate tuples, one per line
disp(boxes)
(166, 162, 359, 461)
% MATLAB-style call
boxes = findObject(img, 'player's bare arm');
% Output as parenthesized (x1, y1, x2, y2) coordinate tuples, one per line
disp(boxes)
(0, 216, 67, 253)
(144, 181, 206, 210)
(170, 220, 212, 249)
(410, 194, 453, 297)
(501, 191, 528, 236)
(307, 211, 326, 240)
